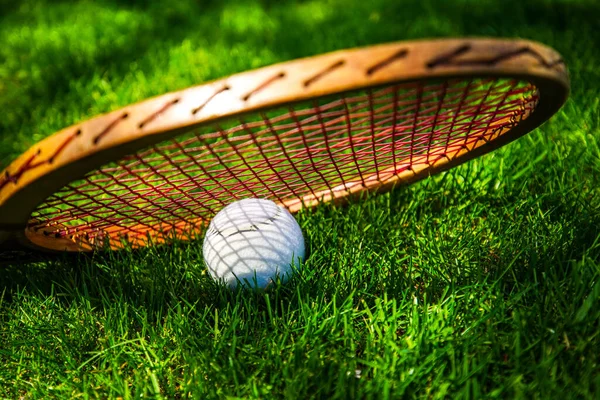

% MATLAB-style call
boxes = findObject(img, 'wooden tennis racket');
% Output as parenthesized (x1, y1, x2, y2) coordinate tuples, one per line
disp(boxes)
(0, 38, 569, 260)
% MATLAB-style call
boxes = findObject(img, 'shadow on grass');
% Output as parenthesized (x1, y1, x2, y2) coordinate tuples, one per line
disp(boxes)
(0, 0, 18, 19)
(384, 176, 600, 299)
(0, 234, 291, 316)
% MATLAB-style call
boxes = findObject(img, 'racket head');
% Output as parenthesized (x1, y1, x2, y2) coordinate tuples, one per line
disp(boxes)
(0, 38, 569, 256)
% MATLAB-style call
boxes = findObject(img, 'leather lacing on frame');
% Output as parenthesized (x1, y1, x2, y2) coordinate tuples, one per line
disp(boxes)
(0, 43, 562, 191)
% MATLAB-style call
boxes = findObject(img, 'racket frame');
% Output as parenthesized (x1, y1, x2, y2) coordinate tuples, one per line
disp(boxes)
(0, 38, 569, 253)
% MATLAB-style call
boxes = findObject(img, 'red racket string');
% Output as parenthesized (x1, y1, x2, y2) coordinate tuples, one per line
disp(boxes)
(28, 78, 538, 248)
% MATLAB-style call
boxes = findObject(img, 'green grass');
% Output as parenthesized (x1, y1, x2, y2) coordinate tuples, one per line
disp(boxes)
(1, 0, 599, 398)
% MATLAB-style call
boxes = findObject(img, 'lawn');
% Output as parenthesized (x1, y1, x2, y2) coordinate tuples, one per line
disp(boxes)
(1, 0, 599, 398)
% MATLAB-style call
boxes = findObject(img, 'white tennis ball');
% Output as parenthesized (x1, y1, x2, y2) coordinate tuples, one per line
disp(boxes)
(203, 198, 305, 289)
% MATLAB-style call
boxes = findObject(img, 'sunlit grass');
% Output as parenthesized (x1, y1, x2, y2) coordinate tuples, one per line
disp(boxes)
(1, 0, 599, 398)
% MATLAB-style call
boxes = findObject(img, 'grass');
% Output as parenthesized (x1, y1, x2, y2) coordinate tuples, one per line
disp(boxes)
(1, 0, 599, 398)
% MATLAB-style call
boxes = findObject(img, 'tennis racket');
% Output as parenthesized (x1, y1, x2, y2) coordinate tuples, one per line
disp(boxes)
(0, 38, 569, 260)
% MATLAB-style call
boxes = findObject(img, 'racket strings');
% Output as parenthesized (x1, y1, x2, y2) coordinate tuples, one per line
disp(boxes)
(30, 78, 538, 249)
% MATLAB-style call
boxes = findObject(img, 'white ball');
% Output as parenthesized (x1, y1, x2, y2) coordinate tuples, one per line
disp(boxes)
(202, 198, 305, 289)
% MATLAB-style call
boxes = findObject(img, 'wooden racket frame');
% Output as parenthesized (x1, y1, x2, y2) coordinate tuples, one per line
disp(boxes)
(0, 38, 569, 253)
